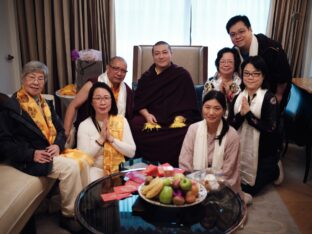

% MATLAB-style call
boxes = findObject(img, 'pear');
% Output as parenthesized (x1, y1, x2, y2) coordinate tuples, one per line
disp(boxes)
(159, 186, 173, 204)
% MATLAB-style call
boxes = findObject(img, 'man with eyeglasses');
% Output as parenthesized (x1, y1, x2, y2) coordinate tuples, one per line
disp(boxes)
(226, 15, 292, 186)
(226, 15, 292, 113)
(64, 56, 133, 145)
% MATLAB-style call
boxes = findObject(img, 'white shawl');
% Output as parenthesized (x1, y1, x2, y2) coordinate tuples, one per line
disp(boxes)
(234, 88, 266, 186)
(235, 34, 259, 70)
(98, 72, 127, 116)
(193, 120, 226, 171)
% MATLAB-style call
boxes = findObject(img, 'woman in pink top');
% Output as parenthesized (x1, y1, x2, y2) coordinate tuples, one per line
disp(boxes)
(179, 90, 251, 204)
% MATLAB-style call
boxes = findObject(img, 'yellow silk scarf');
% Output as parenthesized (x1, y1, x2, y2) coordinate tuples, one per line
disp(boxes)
(111, 86, 120, 104)
(109, 79, 120, 104)
(16, 88, 56, 144)
(103, 115, 124, 175)
(17, 88, 93, 174)
(61, 148, 94, 169)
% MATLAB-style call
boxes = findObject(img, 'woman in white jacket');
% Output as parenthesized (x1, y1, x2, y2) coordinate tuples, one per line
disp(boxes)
(77, 82, 136, 182)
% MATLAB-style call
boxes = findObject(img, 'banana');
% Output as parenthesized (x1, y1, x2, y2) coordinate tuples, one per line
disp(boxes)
(145, 178, 164, 199)
(141, 177, 160, 195)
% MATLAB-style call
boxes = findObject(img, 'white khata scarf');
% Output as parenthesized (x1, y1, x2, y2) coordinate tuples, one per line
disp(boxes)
(193, 120, 226, 171)
(98, 72, 127, 116)
(234, 88, 267, 186)
(235, 34, 259, 72)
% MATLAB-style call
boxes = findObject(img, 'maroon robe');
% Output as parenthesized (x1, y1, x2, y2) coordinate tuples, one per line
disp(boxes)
(131, 63, 200, 167)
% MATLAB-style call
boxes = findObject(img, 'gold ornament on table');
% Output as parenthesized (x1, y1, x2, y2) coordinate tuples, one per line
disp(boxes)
(143, 122, 161, 131)
(170, 116, 186, 128)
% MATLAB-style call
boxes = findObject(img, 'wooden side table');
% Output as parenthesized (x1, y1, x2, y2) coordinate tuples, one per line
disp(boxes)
(292, 77, 312, 94)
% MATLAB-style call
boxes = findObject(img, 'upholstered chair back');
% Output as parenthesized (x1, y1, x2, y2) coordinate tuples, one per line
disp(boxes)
(132, 45, 208, 85)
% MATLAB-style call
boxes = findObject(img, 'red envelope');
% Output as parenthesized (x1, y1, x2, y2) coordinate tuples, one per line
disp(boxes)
(101, 192, 132, 202)
(116, 193, 132, 200)
(125, 171, 146, 184)
(114, 184, 137, 194)
(125, 180, 141, 189)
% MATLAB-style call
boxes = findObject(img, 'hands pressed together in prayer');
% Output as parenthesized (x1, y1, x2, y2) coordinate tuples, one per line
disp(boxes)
(33, 144, 60, 163)
(220, 80, 234, 102)
(240, 96, 250, 116)
(221, 80, 231, 95)
(97, 120, 114, 146)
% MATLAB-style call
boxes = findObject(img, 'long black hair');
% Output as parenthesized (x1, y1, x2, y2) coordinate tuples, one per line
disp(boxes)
(87, 82, 118, 131)
(240, 55, 270, 90)
(202, 90, 229, 145)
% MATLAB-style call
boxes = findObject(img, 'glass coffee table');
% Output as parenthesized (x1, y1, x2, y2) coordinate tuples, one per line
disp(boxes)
(75, 169, 246, 234)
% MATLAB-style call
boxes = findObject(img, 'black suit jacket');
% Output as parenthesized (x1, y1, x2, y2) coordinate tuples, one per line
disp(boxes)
(0, 93, 66, 176)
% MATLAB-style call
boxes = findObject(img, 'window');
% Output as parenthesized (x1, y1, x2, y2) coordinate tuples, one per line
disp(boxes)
(115, 0, 271, 85)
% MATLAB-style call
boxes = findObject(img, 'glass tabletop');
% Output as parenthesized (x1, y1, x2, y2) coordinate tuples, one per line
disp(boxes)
(75, 170, 246, 234)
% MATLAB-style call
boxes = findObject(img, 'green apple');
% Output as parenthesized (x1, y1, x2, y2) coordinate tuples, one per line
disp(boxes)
(173, 173, 185, 181)
(162, 177, 173, 186)
(159, 186, 173, 204)
(179, 177, 192, 191)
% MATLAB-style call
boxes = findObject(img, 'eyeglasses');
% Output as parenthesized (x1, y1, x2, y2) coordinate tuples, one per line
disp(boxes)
(220, 60, 234, 65)
(26, 75, 45, 83)
(92, 96, 112, 102)
(229, 29, 247, 38)
(109, 65, 127, 74)
(243, 71, 262, 78)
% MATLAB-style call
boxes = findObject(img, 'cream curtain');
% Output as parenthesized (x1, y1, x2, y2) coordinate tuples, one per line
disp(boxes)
(114, 0, 192, 85)
(114, 0, 271, 85)
(16, 0, 111, 95)
(268, 0, 309, 77)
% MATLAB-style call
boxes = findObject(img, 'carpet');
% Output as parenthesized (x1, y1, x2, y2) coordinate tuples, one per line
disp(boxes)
(237, 185, 301, 234)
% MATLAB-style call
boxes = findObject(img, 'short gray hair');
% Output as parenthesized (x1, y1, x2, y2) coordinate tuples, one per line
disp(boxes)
(21, 61, 48, 81)
(109, 56, 127, 67)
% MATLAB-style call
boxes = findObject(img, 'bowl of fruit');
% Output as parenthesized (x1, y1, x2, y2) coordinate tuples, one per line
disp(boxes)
(138, 173, 207, 207)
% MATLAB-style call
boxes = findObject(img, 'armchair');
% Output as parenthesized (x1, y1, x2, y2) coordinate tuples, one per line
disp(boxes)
(132, 45, 208, 85)
(132, 45, 208, 110)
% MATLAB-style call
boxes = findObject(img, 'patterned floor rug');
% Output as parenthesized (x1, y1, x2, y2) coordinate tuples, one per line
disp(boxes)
(237, 185, 301, 234)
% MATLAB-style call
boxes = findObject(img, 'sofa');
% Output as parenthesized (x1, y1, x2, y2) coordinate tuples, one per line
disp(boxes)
(0, 163, 55, 234)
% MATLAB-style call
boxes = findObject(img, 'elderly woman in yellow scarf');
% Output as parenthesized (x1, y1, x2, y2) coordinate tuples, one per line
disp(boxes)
(0, 61, 84, 232)
(77, 82, 136, 182)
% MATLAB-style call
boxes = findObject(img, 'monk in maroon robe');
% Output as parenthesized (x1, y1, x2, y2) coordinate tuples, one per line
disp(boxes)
(131, 41, 200, 167)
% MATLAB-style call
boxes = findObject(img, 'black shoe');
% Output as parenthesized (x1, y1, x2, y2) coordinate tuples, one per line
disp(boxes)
(60, 215, 82, 233)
